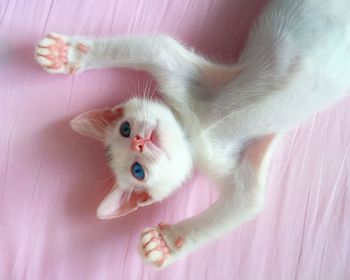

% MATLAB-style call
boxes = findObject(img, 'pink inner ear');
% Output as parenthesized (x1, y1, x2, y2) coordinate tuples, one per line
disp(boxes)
(91, 107, 124, 124)
(115, 191, 151, 217)
(97, 188, 152, 220)
(70, 107, 124, 141)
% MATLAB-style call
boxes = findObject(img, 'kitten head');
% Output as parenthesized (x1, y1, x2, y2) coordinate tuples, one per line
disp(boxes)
(70, 98, 193, 219)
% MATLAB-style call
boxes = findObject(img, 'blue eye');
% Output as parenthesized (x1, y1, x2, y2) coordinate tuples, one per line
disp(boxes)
(131, 162, 145, 180)
(120, 121, 131, 137)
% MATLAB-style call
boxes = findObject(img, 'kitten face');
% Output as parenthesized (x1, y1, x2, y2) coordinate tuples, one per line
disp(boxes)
(105, 98, 193, 201)
(70, 97, 193, 218)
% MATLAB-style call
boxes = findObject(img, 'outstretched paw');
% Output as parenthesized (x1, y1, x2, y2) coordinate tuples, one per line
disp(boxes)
(140, 228, 170, 267)
(139, 223, 185, 268)
(35, 33, 89, 74)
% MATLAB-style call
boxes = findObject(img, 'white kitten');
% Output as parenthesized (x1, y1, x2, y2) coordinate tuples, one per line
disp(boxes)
(35, 0, 350, 268)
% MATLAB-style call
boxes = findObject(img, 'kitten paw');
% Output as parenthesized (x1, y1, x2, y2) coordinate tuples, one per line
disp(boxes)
(140, 228, 171, 267)
(139, 223, 186, 268)
(35, 33, 89, 74)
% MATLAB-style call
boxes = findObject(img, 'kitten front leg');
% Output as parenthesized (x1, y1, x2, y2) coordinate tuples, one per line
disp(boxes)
(139, 189, 262, 268)
(140, 135, 275, 268)
(139, 190, 262, 268)
(35, 34, 242, 110)
(35, 34, 198, 76)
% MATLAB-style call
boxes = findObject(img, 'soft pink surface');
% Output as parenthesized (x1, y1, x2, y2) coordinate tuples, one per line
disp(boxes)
(1, 0, 350, 279)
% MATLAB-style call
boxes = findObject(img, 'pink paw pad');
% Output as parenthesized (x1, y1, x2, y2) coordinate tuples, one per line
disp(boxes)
(141, 224, 186, 267)
(175, 237, 185, 248)
(36, 33, 88, 74)
(77, 43, 88, 53)
(158, 222, 184, 248)
(37, 34, 69, 70)
(141, 229, 171, 267)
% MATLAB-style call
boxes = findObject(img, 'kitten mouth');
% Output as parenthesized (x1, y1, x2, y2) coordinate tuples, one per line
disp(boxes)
(145, 123, 170, 159)
(150, 129, 161, 149)
(150, 128, 170, 160)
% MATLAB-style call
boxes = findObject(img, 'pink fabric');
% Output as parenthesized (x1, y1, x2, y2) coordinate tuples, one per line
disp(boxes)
(1, 0, 350, 279)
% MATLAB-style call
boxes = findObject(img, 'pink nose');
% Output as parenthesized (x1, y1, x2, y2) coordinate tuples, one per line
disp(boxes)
(130, 135, 148, 153)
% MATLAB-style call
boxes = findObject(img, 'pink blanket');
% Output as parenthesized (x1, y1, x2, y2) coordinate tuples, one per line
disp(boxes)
(1, 0, 349, 279)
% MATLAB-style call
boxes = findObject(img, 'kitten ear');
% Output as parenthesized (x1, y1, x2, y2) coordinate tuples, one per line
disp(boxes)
(96, 184, 153, 219)
(200, 63, 244, 88)
(70, 107, 124, 141)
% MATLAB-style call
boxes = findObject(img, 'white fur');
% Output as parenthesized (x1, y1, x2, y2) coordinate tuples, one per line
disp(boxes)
(36, 0, 350, 268)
